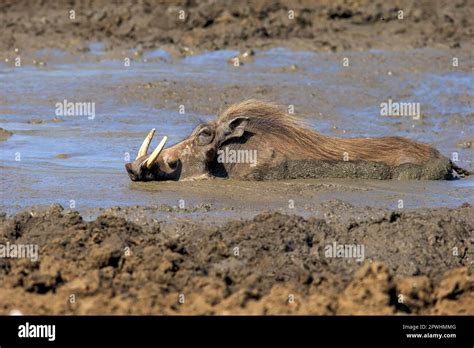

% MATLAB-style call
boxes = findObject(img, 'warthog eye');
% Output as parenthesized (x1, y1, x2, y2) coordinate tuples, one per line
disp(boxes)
(197, 127, 214, 146)
(168, 160, 178, 170)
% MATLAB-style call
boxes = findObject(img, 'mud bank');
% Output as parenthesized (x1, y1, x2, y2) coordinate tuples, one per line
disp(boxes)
(1, 0, 472, 55)
(0, 203, 472, 315)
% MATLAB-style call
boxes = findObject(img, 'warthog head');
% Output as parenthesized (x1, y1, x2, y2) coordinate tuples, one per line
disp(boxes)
(126, 99, 450, 182)
(125, 102, 254, 181)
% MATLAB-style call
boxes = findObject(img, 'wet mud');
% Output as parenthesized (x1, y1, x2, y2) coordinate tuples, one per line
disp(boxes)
(1, 46, 473, 213)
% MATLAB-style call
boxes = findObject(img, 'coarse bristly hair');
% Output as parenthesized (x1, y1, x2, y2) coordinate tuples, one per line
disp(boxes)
(217, 99, 441, 167)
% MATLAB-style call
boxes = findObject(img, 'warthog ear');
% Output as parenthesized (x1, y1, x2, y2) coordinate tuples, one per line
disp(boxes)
(218, 117, 249, 144)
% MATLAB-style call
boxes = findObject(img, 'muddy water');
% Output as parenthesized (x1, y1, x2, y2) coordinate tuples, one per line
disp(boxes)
(0, 46, 473, 218)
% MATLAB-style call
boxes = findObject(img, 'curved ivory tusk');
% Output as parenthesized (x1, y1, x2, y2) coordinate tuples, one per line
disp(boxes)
(145, 136, 168, 168)
(136, 128, 156, 160)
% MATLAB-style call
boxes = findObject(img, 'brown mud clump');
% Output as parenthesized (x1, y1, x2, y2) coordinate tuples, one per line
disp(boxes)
(0, 204, 472, 315)
(0, 128, 13, 141)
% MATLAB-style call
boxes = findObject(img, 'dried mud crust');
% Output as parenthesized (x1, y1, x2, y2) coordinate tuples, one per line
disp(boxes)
(0, 0, 472, 54)
(0, 203, 472, 315)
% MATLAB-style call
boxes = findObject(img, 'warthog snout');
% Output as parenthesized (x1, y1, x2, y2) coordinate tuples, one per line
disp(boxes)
(125, 162, 141, 181)
(125, 129, 174, 181)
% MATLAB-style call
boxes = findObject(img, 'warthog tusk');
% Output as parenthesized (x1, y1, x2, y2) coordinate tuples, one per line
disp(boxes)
(136, 128, 156, 159)
(145, 136, 168, 168)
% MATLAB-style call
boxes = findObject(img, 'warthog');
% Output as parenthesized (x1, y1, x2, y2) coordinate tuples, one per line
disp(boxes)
(125, 100, 468, 181)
